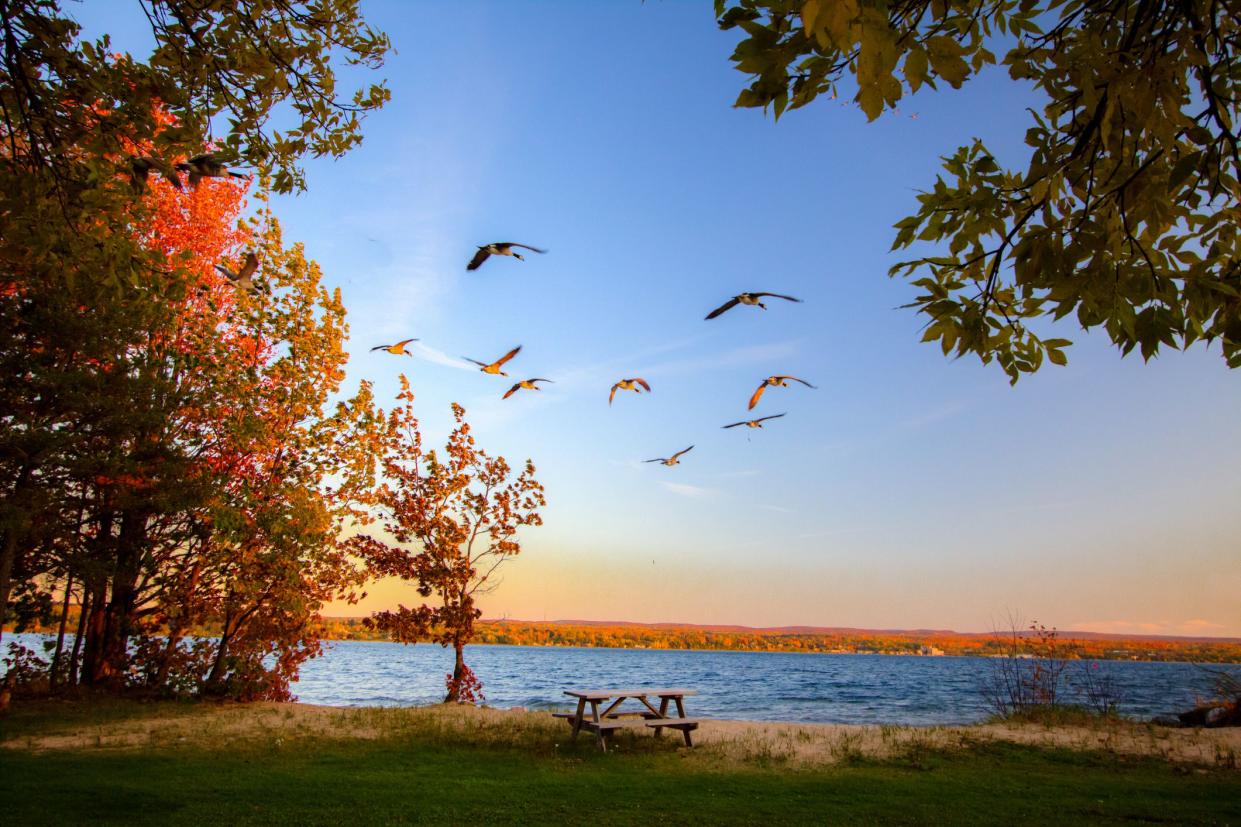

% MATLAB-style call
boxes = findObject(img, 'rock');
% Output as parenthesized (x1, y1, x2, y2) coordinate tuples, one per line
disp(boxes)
(1174, 703, 1241, 728)
(1177, 706, 1211, 727)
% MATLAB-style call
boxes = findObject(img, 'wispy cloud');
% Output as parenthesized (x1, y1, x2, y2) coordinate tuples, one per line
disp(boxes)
(412, 341, 476, 372)
(547, 334, 707, 392)
(659, 481, 719, 499)
(635, 340, 801, 378)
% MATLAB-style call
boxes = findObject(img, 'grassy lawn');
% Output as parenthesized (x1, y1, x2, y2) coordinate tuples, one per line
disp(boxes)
(2, 702, 1238, 825)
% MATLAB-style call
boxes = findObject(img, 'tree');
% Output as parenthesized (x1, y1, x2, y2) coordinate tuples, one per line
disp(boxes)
(2, 0, 390, 197)
(1, 152, 383, 698)
(716, 1, 1241, 381)
(2, 0, 390, 638)
(355, 380, 546, 703)
(1, 0, 390, 697)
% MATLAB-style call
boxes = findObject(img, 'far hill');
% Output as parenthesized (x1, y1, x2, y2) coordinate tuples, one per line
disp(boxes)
(313, 617, 1241, 663)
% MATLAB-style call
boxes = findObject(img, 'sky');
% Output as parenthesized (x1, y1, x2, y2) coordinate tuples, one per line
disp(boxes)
(73, 1, 1241, 636)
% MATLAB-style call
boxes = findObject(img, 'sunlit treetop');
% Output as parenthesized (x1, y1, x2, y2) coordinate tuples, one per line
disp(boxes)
(2, 0, 390, 194)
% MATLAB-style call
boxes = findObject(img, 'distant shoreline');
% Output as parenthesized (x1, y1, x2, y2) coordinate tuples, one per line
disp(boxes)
(309, 618, 1241, 664)
(316, 637, 1241, 667)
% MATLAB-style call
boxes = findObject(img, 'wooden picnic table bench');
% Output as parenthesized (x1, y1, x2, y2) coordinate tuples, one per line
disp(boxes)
(556, 688, 701, 751)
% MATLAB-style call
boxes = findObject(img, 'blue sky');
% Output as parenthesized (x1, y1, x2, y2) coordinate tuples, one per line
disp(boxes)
(75, 1, 1241, 635)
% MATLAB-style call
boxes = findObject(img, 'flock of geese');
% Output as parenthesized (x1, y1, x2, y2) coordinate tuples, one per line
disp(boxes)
(129, 152, 816, 470)
(369, 246, 815, 469)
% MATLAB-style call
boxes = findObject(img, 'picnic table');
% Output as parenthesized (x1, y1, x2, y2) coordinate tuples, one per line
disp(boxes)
(554, 688, 701, 751)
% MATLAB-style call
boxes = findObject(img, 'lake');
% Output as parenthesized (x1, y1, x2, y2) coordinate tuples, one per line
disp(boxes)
(9, 634, 1226, 724)
(293, 640, 1224, 725)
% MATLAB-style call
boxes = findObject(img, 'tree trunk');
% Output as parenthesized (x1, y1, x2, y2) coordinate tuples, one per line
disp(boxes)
(0, 462, 35, 647)
(80, 510, 113, 686)
(98, 509, 148, 687)
(80, 573, 109, 685)
(445, 639, 465, 703)
(49, 571, 74, 691)
(205, 606, 235, 694)
(69, 588, 90, 687)
(0, 528, 17, 647)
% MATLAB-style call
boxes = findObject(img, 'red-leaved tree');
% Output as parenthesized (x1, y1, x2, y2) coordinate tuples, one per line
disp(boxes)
(354, 377, 545, 703)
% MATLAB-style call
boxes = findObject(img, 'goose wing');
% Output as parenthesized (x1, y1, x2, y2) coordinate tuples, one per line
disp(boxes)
(753, 293, 802, 303)
(756, 413, 787, 424)
(634, 378, 651, 392)
(370, 343, 391, 352)
(671, 445, 694, 460)
(237, 253, 259, 281)
(506, 243, 547, 254)
(214, 263, 239, 281)
(135, 156, 182, 190)
(494, 345, 522, 366)
(705, 297, 741, 320)
(748, 382, 767, 410)
(466, 248, 491, 271)
(783, 376, 817, 388)
(609, 384, 619, 405)
(722, 420, 747, 429)
(643, 457, 666, 463)
(503, 383, 521, 399)
(463, 357, 488, 367)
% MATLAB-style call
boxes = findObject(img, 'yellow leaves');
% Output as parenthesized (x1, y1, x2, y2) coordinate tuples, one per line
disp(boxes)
(802, 0, 859, 50)
(925, 36, 970, 87)
(904, 48, 929, 93)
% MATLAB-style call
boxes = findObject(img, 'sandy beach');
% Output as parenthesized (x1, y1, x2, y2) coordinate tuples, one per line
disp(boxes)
(4, 702, 1237, 770)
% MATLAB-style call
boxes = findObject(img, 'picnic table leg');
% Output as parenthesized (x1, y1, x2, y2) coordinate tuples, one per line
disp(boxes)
(569, 697, 585, 740)
(674, 697, 693, 747)
(590, 700, 608, 752)
(652, 696, 671, 738)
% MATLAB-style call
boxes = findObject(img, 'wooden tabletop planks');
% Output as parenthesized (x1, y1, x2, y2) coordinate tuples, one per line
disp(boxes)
(563, 688, 698, 699)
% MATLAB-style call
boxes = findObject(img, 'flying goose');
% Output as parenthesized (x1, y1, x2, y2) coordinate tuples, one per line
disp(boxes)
(503, 378, 553, 399)
(749, 376, 816, 410)
(645, 445, 694, 467)
(214, 252, 261, 291)
(705, 292, 803, 320)
(466, 243, 547, 271)
(176, 153, 248, 189)
(370, 338, 419, 356)
(129, 155, 183, 192)
(609, 377, 651, 405)
(464, 345, 522, 376)
(723, 413, 786, 429)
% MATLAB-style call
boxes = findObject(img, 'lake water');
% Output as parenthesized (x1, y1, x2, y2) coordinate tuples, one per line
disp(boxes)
(9, 634, 1227, 724)
(295, 640, 1225, 725)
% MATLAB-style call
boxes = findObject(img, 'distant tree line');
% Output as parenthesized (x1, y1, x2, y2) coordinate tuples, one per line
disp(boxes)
(301, 619, 1241, 664)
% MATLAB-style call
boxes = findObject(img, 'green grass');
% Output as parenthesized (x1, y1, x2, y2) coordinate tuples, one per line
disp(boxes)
(2, 702, 1238, 825)
(989, 704, 1122, 727)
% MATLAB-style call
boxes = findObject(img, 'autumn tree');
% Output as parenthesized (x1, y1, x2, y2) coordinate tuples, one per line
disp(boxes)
(355, 380, 546, 703)
(1, 147, 384, 699)
(716, 1, 1241, 380)
(1, 0, 389, 638)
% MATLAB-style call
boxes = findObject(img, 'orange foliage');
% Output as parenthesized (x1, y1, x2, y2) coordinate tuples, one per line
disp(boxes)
(310, 618, 1241, 664)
